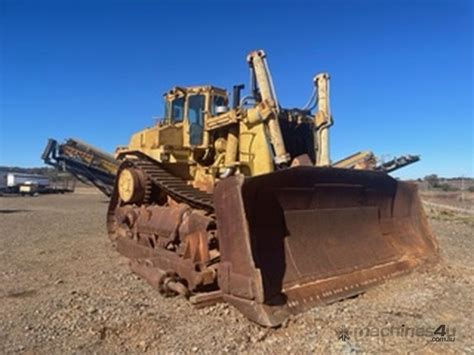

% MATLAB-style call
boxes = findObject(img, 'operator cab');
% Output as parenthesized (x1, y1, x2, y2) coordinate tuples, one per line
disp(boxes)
(163, 86, 228, 147)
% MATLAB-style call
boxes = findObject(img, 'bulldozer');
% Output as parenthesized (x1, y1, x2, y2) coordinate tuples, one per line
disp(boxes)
(107, 50, 438, 326)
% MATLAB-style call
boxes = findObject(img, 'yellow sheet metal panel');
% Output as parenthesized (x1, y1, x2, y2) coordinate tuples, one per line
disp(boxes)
(239, 122, 273, 176)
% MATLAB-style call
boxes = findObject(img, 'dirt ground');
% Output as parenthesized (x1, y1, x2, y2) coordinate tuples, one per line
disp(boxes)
(1, 191, 473, 354)
(420, 190, 474, 212)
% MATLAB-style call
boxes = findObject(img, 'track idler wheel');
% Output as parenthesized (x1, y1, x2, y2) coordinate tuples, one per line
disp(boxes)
(117, 167, 149, 204)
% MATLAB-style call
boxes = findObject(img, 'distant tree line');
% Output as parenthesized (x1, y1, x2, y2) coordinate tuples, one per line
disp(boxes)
(423, 174, 473, 192)
(0, 166, 56, 176)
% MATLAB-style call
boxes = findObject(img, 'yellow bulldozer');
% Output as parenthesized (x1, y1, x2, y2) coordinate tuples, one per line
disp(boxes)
(107, 50, 438, 326)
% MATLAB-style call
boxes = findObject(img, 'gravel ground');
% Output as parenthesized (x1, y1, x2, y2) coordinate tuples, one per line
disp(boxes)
(0, 191, 473, 354)
(420, 191, 474, 211)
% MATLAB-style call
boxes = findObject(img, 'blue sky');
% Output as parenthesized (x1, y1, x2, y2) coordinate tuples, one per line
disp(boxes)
(1, 0, 472, 178)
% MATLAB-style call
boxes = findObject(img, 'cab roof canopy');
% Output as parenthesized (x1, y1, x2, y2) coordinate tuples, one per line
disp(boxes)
(164, 86, 227, 100)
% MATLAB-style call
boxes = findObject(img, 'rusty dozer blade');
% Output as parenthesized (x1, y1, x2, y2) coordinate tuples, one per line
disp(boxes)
(214, 166, 438, 327)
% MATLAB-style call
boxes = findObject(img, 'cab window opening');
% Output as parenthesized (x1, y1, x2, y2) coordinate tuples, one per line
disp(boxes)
(188, 95, 205, 145)
(211, 96, 227, 116)
(171, 97, 185, 122)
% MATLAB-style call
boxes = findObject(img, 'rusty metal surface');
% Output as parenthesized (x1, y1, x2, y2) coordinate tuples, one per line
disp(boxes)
(96, 48, 435, 328)
(42, 138, 118, 196)
(189, 290, 224, 308)
(214, 166, 438, 326)
(108, 158, 219, 300)
(108, 157, 437, 327)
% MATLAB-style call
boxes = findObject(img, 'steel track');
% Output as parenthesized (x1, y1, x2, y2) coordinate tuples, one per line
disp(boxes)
(107, 153, 214, 240)
(130, 156, 214, 212)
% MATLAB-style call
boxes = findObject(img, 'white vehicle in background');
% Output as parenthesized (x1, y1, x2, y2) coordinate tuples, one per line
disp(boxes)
(0, 172, 49, 195)
(0, 171, 75, 196)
